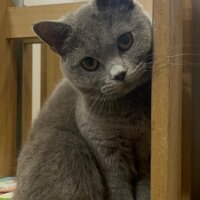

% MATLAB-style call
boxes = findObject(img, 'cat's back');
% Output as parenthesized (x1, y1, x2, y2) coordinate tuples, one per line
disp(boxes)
(32, 79, 77, 134)
(17, 79, 79, 168)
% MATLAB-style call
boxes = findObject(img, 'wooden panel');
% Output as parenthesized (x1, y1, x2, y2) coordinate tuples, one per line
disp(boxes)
(22, 44, 32, 144)
(6, 0, 152, 39)
(182, 0, 193, 199)
(151, 0, 183, 199)
(7, 2, 84, 39)
(41, 44, 62, 105)
(191, 0, 200, 198)
(0, 0, 17, 177)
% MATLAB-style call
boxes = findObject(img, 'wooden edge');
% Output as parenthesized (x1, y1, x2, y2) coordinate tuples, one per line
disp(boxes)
(151, 0, 183, 199)
(0, 0, 17, 177)
(40, 44, 62, 105)
(23, 38, 41, 44)
(22, 44, 33, 144)
(191, 0, 200, 198)
(6, 0, 152, 39)
(182, 0, 193, 199)
(40, 44, 48, 106)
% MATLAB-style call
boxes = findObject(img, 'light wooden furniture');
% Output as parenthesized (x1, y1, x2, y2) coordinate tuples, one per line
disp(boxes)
(0, 0, 199, 199)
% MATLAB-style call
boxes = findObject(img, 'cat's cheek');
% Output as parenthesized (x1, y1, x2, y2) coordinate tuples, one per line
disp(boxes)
(63, 69, 101, 93)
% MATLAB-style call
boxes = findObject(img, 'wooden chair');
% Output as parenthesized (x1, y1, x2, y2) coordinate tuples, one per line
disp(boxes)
(0, 0, 199, 199)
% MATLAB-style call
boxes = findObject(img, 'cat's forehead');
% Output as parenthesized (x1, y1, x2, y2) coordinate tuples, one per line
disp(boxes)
(66, 3, 135, 41)
(60, 2, 148, 60)
(67, 6, 136, 53)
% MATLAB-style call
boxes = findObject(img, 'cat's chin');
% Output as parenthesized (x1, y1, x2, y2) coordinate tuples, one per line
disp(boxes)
(101, 84, 137, 99)
(101, 77, 151, 99)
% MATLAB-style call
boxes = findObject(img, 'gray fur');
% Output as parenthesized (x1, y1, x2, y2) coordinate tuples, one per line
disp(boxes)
(13, 0, 152, 200)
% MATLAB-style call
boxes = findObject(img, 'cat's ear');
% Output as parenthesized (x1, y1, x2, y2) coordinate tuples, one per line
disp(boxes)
(33, 21, 72, 56)
(96, 0, 135, 11)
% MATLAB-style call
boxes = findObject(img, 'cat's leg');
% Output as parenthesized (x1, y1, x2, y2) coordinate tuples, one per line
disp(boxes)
(104, 157, 135, 200)
(96, 137, 135, 200)
(12, 130, 105, 200)
(135, 178, 150, 200)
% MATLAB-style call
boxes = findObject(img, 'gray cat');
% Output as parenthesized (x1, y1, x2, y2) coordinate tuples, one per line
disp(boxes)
(13, 0, 152, 199)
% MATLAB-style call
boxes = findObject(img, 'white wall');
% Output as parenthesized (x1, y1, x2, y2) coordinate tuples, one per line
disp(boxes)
(13, 0, 23, 6)
(24, 0, 87, 6)
(31, 45, 41, 121)
(13, 0, 87, 6)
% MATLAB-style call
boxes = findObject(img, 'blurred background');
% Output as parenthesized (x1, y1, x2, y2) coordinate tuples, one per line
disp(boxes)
(12, 0, 88, 122)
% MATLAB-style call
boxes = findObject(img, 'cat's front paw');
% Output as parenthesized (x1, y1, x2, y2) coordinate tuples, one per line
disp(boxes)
(135, 178, 150, 200)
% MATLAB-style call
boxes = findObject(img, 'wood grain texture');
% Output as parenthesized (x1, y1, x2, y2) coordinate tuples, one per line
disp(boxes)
(7, 2, 84, 39)
(41, 44, 62, 106)
(6, 0, 152, 39)
(191, 0, 200, 198)
(0, 0, 17, 177)
(151, 0, 183, 199)
(22, 44, 32, 144)
(182, 0, 193, 199)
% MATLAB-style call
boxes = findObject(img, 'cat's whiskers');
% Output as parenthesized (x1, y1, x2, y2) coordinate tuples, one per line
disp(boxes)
(97, 94, 107, 118)
(145, 51, 200, 74)
(86, 89, 101, 114)
(88, 96, 100, 114)
(67, 89, 98, 126)
(110, 99, 114, 113)
(108, 99, 112, 114)
(66, 104, 75, 126)
(146, 60, 200, 78)
(145, 48, 200, 69)
(146, 42, 200, 59)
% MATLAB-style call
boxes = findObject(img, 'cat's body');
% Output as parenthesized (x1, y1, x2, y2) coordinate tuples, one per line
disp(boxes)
(13, 0, 152, 200)
(78, 83, 151, 199)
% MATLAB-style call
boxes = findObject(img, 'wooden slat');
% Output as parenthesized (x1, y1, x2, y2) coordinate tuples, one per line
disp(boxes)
(182, 0, 193, 199)
(23, 38, 41, 44)
(41, 44, 62, 106)
(191, 0, 200, 198)
(22, 44, 32, 144)
(6, 0, 152, 39)
(151, 0, 183, 199)
(0, 0, 17, 177)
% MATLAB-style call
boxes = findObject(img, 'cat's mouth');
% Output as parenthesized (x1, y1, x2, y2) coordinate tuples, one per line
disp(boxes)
(101, 62, 148, 98)
(101, 81, 136, 98)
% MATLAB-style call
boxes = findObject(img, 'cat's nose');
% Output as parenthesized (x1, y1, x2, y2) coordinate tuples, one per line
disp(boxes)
(114, 71, 127, 81)
(110, 64, 127, 81)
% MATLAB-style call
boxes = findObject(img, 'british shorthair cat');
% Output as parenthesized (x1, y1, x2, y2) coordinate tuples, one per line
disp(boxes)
(13, 0, 152, 199)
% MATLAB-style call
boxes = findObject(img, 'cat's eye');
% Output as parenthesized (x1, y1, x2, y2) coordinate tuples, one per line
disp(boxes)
(80, 57, 99, 71)
(117, 32, 133, 51)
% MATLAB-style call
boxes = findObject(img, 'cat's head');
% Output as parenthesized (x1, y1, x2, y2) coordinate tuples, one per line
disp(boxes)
(33, 0, 152, 99)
